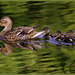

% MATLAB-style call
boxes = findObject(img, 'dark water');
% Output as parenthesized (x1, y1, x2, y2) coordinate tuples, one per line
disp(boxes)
(0, 1, 75, 74)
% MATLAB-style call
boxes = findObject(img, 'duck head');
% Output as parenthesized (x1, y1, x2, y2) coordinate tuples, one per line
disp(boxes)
(66, 30, 74, 37)
(0, 17, 13, 36)
(53, 31, 62, 38)
(42, 27, 50, 35)
(42, 27, 50, 39)
(0, 16, 12, 28)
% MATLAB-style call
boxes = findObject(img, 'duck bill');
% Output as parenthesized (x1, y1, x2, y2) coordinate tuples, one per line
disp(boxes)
(31, 31, 45, 38)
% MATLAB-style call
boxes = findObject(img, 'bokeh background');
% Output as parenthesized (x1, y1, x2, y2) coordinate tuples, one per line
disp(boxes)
(0, 1, 75, 74)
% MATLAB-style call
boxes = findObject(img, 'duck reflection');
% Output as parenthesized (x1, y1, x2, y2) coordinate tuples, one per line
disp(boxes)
(0, 38, 44, 56)
(0, 41, 12, 56)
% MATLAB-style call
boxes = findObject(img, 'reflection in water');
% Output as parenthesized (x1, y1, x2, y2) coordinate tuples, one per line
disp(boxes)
(46, 38, 75, 47)
(0, 35, 75, 73)
(0, 1, 75, 74)
(0, 38, 44, 55)
(0, 41, 12, 55)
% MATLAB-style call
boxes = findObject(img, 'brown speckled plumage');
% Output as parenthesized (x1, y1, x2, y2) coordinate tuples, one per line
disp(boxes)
(3, 27, 38, 41)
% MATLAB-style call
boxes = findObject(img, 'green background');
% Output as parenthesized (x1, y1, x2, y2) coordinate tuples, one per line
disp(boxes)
(0, 1, 75, 75)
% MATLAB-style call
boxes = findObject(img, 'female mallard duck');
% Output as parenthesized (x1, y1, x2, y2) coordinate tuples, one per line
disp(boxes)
(0, 17, 46, 41)
(63, 30, 75, 43)
(53, 30, 64, 42)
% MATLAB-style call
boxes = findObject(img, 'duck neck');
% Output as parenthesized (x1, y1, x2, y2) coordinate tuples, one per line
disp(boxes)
(0, 24, 12, 36)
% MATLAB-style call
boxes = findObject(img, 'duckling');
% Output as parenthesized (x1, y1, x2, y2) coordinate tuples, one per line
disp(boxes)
(53, 30, 64, 42)
(0, 17, 46, 41)
(66, 30, 74, 37)
(63, 30, 75, 44)
(42, 27, 53, 40)
(43, 27, 50, 40)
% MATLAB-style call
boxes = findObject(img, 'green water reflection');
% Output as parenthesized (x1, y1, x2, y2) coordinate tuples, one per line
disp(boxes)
(0, 1, 75, 74)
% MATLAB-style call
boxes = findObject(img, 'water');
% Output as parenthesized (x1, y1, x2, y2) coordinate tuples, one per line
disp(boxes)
(0, 1, 75, 74)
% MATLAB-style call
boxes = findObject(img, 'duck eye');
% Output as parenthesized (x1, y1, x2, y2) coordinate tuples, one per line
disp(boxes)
(1, 19, 7, 23)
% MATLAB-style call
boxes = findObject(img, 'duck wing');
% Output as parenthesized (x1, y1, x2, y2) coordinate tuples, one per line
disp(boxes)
(5, 27, 23, 36)
(18, 27, 34, 33)
(18, 25, 38, 34)
(4, 28, 25, 41)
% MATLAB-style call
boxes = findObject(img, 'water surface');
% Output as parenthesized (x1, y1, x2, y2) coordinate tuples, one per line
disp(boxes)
(0, 1, 75, 74)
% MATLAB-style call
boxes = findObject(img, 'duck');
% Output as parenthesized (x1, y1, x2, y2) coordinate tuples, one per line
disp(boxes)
(65, 30, 74, 37)
(42, 27, 53, 40)
(0, 16, 46, 41)
(63, 30, 75, 44)
(53, 30, 64, 42)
